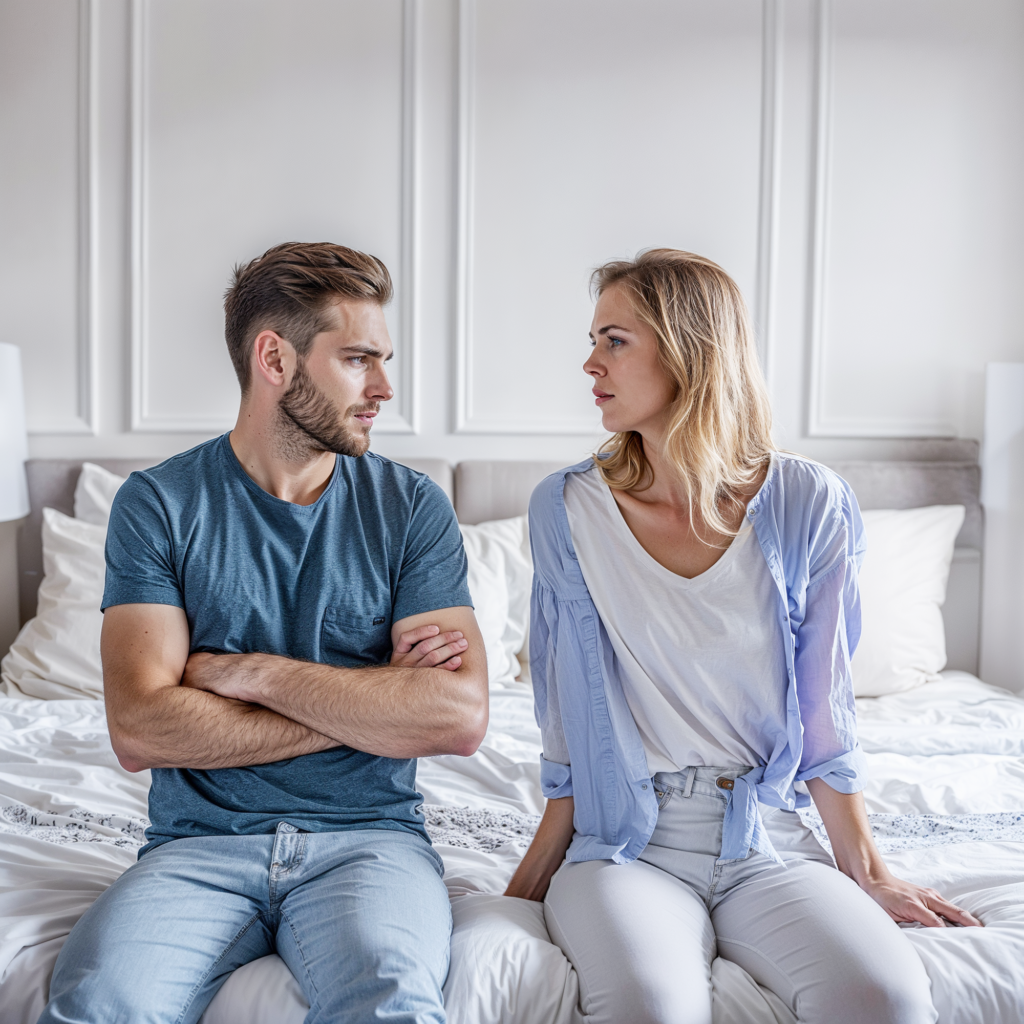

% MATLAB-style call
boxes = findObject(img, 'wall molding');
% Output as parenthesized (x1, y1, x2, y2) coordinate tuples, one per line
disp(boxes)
(129, 0, 419, 434)
(453, 0, 599, 435)
(30, 0, 99, 436)
(805, 0, 955, 438)
(753, 0, 782, 388)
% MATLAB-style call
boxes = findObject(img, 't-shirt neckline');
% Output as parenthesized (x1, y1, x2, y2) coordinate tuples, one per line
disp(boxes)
(219, 432, 342, 513)
(594, 472, 754, 588)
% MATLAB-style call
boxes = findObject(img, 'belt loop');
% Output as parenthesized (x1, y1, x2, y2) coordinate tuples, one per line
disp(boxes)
(682, 766, 696, 798)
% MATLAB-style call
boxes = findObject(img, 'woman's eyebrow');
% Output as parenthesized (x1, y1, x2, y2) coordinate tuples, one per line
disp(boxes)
(596, 324, 631, 336)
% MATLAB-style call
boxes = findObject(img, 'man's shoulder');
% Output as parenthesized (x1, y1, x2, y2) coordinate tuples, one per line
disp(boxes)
(343, 452, 453, 517)
(112, 436, 225, 516)
(130, 436, 224, 492)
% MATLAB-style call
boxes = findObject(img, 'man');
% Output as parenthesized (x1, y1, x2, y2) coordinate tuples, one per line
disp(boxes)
(39, 242, 488, 1024)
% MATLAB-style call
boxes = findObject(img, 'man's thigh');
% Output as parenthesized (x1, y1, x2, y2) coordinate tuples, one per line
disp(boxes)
(544, 858, 717, 1024)
(712, 857, 936, 1024)
(275, 829, 451, 1024)
(40, 837, 275, 1024)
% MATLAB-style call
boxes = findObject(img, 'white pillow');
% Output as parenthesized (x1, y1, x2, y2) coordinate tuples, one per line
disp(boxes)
(74, 461, 126, 526)
(0, 508, 106, 699)
(851, 505, 965, 697)
(460, 516, 532, 687)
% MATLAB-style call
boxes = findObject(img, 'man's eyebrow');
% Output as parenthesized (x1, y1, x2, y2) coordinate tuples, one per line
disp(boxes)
(339, 344, 393, 361)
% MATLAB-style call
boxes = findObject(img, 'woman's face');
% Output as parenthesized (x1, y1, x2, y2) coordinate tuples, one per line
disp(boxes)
(584, 283, 677, 437)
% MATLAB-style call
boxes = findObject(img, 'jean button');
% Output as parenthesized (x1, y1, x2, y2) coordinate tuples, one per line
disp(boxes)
(716, 777, 734, 790)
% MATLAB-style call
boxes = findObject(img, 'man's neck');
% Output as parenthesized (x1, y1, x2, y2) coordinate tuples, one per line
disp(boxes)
(229, 403, 336, 506)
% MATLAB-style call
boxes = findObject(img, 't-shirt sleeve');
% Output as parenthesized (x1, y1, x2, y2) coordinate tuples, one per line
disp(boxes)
(101, 473, 184, 611)
(391, 476, 472, 623)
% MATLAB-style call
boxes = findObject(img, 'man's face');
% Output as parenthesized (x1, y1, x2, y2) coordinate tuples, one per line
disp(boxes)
(278, 298, 394, 458)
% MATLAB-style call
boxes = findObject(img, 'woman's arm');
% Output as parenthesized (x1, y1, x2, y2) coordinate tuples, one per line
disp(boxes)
(504, 797, 575, 901)
(806, 778, 982, 928)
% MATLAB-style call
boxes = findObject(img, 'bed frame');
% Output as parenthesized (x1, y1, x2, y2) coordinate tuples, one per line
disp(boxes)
(16, 441, 983, 674)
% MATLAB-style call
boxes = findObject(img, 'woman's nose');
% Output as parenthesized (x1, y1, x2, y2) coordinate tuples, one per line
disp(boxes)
(583, 353, 603, 377)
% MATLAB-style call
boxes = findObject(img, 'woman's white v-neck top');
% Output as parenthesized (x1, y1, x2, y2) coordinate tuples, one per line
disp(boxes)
(563, 468, 789, 776)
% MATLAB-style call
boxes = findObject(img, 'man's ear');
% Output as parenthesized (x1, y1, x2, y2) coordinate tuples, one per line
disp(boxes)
(251, 330, 295, 390)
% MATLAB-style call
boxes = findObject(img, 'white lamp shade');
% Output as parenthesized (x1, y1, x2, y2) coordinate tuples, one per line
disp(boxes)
(0, 343, 30, 522)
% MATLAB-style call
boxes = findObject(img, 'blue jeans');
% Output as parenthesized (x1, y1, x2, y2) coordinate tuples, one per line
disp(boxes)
(38, 823, 452, 1024)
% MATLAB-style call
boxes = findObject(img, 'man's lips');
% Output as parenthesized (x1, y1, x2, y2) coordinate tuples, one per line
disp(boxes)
(592, 389, 613, 406)
(352, 409, 378, 426)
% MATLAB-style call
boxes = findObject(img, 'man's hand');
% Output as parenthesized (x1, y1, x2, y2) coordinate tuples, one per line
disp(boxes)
(391, 624, 468, 671)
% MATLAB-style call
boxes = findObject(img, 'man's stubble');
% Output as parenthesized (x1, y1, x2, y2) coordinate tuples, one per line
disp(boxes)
(277, 357, 376, 461)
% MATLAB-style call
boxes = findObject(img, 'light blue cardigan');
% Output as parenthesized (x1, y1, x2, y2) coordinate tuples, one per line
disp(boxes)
(528, 452, 869, 866)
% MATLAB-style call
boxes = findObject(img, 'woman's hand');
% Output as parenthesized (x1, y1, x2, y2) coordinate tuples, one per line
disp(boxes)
(859, 869, 983, 928)
(805, 777, 984, 929)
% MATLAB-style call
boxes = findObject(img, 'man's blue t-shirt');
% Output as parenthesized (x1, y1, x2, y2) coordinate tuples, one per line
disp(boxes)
(102, 434, 472, 856)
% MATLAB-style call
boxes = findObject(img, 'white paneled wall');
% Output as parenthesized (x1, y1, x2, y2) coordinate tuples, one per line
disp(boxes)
(2, 0, 1023, 467)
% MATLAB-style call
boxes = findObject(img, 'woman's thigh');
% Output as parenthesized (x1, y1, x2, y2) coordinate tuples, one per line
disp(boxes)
(711, 858, 937, 1024)
(544, 858, 716, 1024)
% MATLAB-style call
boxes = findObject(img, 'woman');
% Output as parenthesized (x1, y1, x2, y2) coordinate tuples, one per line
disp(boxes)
(504, 250, 981, 1024)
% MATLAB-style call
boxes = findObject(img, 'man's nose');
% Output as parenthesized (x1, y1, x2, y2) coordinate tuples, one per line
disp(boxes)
(368, 367, 394, 403)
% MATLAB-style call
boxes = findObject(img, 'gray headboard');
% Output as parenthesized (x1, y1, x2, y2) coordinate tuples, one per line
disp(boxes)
(17, 441, 983, 672)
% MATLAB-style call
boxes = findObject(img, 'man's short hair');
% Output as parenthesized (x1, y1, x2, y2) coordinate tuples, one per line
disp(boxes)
(224, 242, 393, 392)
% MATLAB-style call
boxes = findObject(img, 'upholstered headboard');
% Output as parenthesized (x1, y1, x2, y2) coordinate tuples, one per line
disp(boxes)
(17, 441, 983, 672)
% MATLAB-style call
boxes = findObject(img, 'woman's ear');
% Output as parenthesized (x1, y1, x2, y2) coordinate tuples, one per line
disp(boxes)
(251, 330, 295, 389)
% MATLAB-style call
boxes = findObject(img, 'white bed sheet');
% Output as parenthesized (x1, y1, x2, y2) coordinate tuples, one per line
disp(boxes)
(1, 673, 1023, 1024)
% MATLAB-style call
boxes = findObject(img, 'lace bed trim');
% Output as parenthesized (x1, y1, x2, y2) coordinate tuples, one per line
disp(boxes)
(2, 798, 1021, 856)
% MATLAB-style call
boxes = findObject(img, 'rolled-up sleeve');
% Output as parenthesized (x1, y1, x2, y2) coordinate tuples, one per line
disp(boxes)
(531, 578, 574, 798)
(794, 493, 869, 793)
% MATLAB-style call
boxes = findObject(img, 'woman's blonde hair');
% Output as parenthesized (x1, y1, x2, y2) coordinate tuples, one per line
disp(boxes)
(591, 248, 775, 540)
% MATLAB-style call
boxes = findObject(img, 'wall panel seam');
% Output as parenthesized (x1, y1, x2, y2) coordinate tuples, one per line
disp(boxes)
(129, 0, 419, 434)
(452, 0, 599, 436)
(805, 0, 955, 439)
(754, 0, 781, 388)
(30, 0, 99, 436)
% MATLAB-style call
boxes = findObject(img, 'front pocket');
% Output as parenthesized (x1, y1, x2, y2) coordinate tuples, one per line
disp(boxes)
(320, 612, 392, 668)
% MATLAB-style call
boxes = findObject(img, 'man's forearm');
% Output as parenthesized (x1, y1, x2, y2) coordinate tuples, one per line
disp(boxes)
(189, 653, 487, 759)
(110, 683, 338, 772)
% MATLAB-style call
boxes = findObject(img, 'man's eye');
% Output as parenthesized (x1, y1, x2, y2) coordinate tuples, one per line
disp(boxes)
(350, 356, 366, 365)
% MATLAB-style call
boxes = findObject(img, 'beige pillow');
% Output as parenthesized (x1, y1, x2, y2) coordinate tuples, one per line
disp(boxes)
(851, 505, 965, 697)
(1, 508, 106, 699)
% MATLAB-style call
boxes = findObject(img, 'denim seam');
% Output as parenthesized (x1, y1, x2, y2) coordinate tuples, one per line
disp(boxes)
(280, 905, 321, 1013)
(174, 912, 263, 1024)
(705, 863, 724, 909)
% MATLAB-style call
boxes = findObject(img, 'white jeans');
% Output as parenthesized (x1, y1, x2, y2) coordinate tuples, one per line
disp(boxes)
(544, 767, 937, 1024)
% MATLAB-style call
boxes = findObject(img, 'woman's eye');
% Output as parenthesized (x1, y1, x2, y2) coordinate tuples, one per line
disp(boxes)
(608, 337, 624, 348)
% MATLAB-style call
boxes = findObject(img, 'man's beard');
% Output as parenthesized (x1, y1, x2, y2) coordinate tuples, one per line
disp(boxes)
(277, 357, 377, 459)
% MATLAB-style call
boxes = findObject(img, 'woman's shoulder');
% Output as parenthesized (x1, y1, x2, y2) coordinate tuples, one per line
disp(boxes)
(760, 452, 864, 568)
(528, 458, 597, 517)
(765, 452, 857, 514)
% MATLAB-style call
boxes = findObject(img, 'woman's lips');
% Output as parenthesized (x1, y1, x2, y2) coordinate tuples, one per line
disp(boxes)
(593, 389, 613, 406)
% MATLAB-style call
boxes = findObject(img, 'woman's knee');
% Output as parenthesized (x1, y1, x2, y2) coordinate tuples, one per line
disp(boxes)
(803, 961, 936, 1024)
(544, 860, 716, 1024)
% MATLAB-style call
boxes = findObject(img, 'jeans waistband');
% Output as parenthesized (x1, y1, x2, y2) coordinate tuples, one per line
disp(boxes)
(654, 766, 756, 788)
(651, 765, 785, 867)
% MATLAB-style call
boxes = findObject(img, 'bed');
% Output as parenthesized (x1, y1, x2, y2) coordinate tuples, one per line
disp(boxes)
(1, 445, 1022, 1024)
